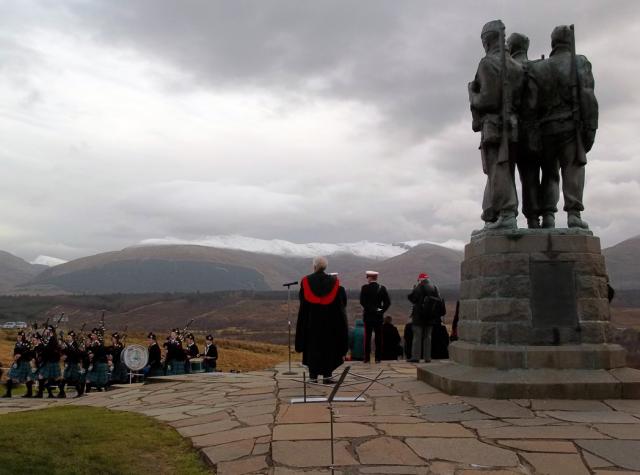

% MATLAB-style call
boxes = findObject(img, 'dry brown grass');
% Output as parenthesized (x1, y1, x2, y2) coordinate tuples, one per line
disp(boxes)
(0, 329, 295, 380)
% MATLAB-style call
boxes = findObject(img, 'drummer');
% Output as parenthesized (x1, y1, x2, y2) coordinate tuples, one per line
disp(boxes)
(184, 333, 199, 373)
(200, 334, 218, 373)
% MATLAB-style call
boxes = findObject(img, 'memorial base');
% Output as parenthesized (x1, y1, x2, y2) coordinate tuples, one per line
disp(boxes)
(418, 229, 640, 399)
(417, 360, 640, 399)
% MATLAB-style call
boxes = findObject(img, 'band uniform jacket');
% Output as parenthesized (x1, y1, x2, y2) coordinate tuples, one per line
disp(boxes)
(359, 282, 391, 325)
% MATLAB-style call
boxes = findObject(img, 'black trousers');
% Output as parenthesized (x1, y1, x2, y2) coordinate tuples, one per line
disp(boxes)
(364, 321, 382, 362)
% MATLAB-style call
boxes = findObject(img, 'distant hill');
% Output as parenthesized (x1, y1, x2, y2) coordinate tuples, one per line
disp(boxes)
(0, 251, 45, 292)
(24, 245, 379, 294)
(604, 235, 640, 290)
(17, 242, 463, 294)
(9, 233, 640, 295)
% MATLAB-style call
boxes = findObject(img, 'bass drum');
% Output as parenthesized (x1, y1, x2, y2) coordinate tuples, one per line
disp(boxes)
(190, 358, 204, 373)
(122, 344, 149, 372)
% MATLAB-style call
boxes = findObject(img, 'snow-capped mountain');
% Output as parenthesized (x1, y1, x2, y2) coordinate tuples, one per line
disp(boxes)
(137, 235, 465, 260)
(30, 255, 69, 267)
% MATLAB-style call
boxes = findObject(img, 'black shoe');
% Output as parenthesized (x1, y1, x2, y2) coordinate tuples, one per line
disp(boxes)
(363, 359, 371, 363)
(322, 378, 337, 385)
(375, 360, 381, 364)
(58, 391, 66, 399)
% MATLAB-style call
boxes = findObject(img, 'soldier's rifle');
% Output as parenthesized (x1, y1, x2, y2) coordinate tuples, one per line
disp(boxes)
(569, 24, 587, 165)
(498, 21, 510, 165)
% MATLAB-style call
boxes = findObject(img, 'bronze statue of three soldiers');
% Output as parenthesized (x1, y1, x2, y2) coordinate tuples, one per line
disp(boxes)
(469, 20, 598, 231)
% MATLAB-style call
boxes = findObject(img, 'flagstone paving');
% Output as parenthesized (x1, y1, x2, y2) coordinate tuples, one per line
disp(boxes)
(3, 360, 640, 474)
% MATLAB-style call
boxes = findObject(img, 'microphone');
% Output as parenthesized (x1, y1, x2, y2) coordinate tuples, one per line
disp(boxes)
(283, 281, 299, 287)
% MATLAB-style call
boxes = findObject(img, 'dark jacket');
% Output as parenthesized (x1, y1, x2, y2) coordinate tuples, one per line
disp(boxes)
(107, 343, 124, 365)
(165, 339, 186, 361)
(187, 343, 199, 359)
(381, 321, 402, 360)
(14, 341, 32, 364)
(62, 341, 81, 365)
(408, 279, 443, 325)
(359, 282, 391, 324)
(43, 337, 61, 363)
(88, 341, 107, 364)
(295, 270, 348, 375)
(148, 342, 162, 370)
(201, 343, 218, 369)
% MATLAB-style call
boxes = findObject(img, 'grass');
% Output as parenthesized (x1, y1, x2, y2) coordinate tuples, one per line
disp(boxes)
(0, 406, 211, 475)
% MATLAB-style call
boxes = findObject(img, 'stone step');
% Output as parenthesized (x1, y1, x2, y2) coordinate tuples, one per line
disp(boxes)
(417, 360, 640, 399)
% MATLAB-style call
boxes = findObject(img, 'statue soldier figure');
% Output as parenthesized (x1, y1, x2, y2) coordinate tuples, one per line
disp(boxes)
(469, 20, 525, 230)
(534, 25, 598, 229)
(507, 32, 543, 229)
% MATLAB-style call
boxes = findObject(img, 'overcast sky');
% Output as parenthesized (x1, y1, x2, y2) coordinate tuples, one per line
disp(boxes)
(1, 0, 639, 262)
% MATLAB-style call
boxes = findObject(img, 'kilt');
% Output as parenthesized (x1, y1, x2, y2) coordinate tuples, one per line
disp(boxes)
(110, 362, 128, 383)
(38, 362, 61, 380)
(165, 359, 186, 376)
(8, 361, 31, 383)
(87, 363, 109, 387)
(63, 363, 82, 382)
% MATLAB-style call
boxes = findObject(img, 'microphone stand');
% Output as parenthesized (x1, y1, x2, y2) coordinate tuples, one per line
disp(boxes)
(282, 281, 298, 375)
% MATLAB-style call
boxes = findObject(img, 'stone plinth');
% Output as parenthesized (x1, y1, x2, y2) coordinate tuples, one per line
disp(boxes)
(418, 229, 640, 399)
(459, 231, 610, 345)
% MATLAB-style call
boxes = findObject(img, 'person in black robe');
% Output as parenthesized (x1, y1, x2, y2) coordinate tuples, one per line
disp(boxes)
(380, 316, 402, 360)
(295, 257, 348, 384)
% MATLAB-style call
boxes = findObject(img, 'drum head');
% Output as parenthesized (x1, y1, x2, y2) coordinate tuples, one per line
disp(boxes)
(123, 344, 149, 371)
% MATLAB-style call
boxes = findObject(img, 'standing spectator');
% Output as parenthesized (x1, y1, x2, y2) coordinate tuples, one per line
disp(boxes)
(359, 271, 391, 363)
(295, 256, 348, 384)
(349, 320, 365, 361)
(407, 273, 446, 363)
(380, 316, 402, 360)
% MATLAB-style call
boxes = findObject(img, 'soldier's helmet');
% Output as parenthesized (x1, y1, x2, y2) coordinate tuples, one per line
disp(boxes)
(481, 19, 505, 37)
(507, 32, 529, 53)
(551, 25, 572, 47)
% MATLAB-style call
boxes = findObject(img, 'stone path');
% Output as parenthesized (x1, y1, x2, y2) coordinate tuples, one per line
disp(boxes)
(3, 361, 640, 474)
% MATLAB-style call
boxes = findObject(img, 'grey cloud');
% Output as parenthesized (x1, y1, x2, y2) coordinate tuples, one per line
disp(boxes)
(1, 0, 640, 262)
(60, 0, 639, 144)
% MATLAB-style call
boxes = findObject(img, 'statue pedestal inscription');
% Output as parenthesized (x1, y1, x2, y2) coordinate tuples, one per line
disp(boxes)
(418, 230, 640, 399)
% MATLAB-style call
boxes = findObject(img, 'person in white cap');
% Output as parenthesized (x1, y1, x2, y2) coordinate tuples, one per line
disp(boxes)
(359, 271, 391, 363)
